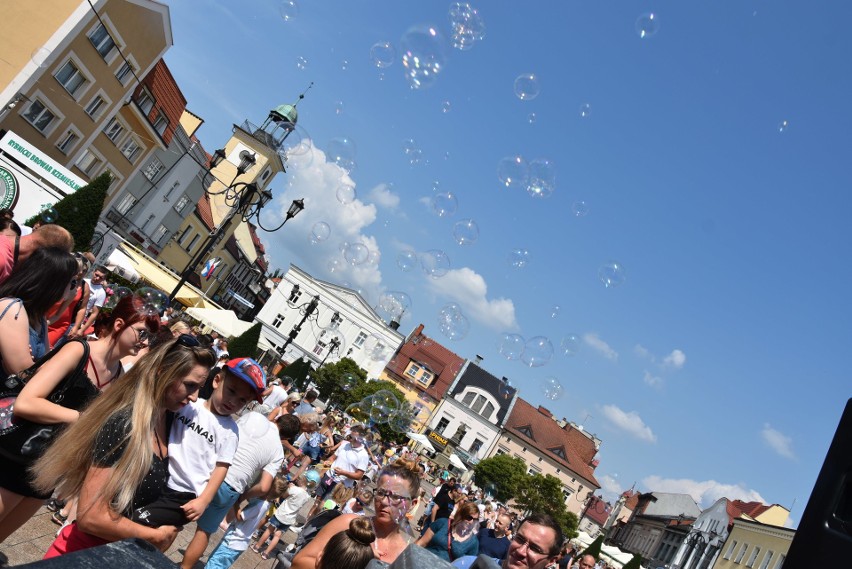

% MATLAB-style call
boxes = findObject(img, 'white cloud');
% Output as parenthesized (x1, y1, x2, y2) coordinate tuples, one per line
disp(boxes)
(634, 344, 653, 361)
(663, 349, 687, 370)
(584, 333, 618, 361)
(599, 474, 624, 502)
(642, 475, 766, 508)
(368, 183, 400, 210)
(761, 423, 796, 460)
(601, 404, 656, 443)
(424, 267, 518, 331)
(643, 370, 663, 389)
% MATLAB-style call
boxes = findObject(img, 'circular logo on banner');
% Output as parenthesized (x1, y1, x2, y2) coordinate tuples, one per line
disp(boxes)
(0, 166, 19, 211)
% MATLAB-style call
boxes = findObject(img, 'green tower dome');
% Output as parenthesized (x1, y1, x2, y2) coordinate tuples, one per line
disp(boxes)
(270, 103, 298, 124)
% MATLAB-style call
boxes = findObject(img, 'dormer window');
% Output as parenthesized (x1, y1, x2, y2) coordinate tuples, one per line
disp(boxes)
(548, 446, 567, 460)
(517, 425, 534, 440)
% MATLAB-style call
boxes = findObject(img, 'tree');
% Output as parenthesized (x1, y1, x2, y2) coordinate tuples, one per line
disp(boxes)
(581, 535, 603, 560)
(280, 357, 313, 389)
(514, 473, 579, 538)
(311, 358, 367, 405)
(473, 454, 527, 503)
(227, 322, 261, 359)
(344, 379, 411, 443)
(26, 171, 111, 251)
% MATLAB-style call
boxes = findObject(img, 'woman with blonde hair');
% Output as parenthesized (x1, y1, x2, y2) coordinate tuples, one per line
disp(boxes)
(31, 334, 215, 556)
(291, 458, 422, 569)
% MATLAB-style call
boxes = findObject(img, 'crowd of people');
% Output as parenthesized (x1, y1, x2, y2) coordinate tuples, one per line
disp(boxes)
(0, 219, 602, 569)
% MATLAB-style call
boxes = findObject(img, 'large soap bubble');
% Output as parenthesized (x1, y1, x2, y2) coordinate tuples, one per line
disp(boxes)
(400, 25, 446, 89)
(336, 184, 356, 205)
(599, 261, 626, 288)
(134, 287, 169, 316)
(498, 333, 525, 360)
(498, 155, 529, 190)
(514, 73, 540, 101)
(397, 250, 417, 272)
(420, 249, 450, 278)
(453, 219, 479, 245)
(521, 336, 554, 368)
(343, 242, 369, 266)
(371, 41, 396, 68)
(527, 158, 555, 198)
(327, 137, 357, 172)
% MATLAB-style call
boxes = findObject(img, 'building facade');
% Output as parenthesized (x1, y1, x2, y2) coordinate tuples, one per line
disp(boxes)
(615, 492, 702, 564)
(711, 519, 793, 569)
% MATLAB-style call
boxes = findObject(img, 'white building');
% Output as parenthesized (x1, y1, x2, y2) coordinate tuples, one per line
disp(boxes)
(255, 264, 403, 377)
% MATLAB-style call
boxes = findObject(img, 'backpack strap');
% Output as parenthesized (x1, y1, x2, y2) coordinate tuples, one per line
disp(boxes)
(0, 298, 23, 322)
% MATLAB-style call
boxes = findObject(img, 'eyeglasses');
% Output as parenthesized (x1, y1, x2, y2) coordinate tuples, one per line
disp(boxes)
(374, 488, 411, 505)
(133, 327, 152, 344)
(511, 533, 549, 557)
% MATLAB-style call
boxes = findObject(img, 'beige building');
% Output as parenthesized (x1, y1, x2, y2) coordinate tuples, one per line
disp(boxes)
(0, 0, 172, 217)
(712, 518, 793, 569)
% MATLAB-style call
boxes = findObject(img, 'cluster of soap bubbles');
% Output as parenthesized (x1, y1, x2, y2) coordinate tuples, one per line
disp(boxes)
(402, 139, 424, 166)
(448, 2, 485, 51)
(371, 41, 396, 68)
(400, 25, 445, 89)
(432, 192, 458, 217)
(345, 390, 415, 433)
(104, 286, 168, 316)
(419, 249, 451, 278)
(599, 261, 626, 288)
(497, 156, 556, 198)
(497, 334, 554, 367)
(438, 303, 469, 340)
(327, 137, 357, 172)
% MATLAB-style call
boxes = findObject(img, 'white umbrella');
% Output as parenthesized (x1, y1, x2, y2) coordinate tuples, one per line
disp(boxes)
(448, 453, 468, 471)
(406, 432, 436, 453)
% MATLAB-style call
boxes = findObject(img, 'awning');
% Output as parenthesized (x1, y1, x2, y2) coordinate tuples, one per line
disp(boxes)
(105, 248, 139, 283)
(406, 432, 436, 453)
(448, 453, 468, 471)
(184, 307, 275, 350)
(119, 245, 221, 308)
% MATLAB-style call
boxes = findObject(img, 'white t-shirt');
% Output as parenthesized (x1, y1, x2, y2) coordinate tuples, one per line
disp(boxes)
(262, 385, 288, 409)
(222, 498, 270, 551)
(85, 280, 106, 313)
(168, 399, 239, 494)
(330, 442, 369, 487)
(274, 485, 311, 525)
(224, 412, 285, 494)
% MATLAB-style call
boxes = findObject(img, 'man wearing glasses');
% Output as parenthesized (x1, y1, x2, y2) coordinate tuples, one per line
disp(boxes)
(502, 512, 564, 569)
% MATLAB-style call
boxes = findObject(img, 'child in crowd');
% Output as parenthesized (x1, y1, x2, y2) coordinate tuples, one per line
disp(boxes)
(314, 517, 376, 569)
(203, 477, 289, 569)
(252, 473, 315, 559)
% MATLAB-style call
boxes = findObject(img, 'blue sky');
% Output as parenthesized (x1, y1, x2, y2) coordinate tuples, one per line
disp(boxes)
(163, 1, 852, 523)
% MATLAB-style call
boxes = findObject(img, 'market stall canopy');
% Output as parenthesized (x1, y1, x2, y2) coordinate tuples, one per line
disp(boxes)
(120, 245, 220, 308)
(448, 452, 468, 471)
(406, 432, 436, 453)
(105, 248, 139, 283)
(184, 307, 274, 351)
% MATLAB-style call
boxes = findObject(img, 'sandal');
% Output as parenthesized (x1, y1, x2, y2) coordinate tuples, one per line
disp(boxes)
(250, 545, 261, 554)
(46, 498, 65, 512)
(51, 511, 68, 526)
(260, 552, 269, 560)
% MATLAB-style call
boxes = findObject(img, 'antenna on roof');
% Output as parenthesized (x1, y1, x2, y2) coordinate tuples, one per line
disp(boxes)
(295, 82, 314, 106)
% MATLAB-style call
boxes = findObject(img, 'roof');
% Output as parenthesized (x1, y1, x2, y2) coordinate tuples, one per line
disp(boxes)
(622, 490, 640, 511)
(384, 324, 465, 400)
(195, 193, 215, 230)
(135, 59, 187, 146)
(584, 496, 611, 526)
(727, 500, 773, 523)
(637, 492, 701, 519)
(505, 397, 600, 487)
(247, 223, 267, 272)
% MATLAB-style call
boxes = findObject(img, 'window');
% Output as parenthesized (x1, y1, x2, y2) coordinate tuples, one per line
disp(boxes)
(775, 554, 785, 568)
(76, 149, 102, 175)
(353, 331, 367, 348)
(469, 438, 484, 455)
(462, 391, 475, 406)
(22, 100, 56, 133)
(119, 137, 141, 162)
(186, 233, 201, 253)
(84, 95, 107, 120)
(417, 370, 433, 386)
(115, 61, 134, 85)
(471, 394, 487, 414)
(549, 446, 567, 459)
(152, 225, 168, 244)
(517, 425, 533, 439)
(136, 88, 155, 115)
(735, 544, 749, 564)
(435, 417, 450, 435)
(152, 112, 169, 135)
(56, 130, 80, 154)
(496, 447, 507, 455)
(143, 158, 164, 180)
(55, 60, 87, 96)
(759, 551, 774, 569)
(482, 401, 495, 418)
(528, 465, 541, 475)
(115, 193, 137, 215)
(724, 540, 738, 560)
(173, 195, 190, 214)
(747, 547, 760, 568)
(562, 487, 573, 501)
(272, 313, 285, 328)
(104, 118, 124, 143)
(407, 364, 422, 378)
(88, 23, 116, 58)
(164, 181, 180, 199)
(176, 227, 191, 246)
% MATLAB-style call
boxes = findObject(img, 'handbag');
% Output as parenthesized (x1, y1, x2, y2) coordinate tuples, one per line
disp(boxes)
(0, 338, 90, 464)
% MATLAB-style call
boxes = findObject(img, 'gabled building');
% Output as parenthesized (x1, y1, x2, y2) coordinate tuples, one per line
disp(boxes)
(614, 492, 702, 564)
(378, 323, 465, 432)
(711, 518, 793, 569)
(579, 495, 612, 538)
(485, 398, 602, 516)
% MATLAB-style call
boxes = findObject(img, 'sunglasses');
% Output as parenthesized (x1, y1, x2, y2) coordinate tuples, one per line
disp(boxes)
(133, 327, 152, 343)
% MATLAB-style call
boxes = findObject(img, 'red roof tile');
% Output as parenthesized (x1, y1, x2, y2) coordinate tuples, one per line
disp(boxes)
(247, 223, 267, 272)
(505, 398, 600, 488)
(384, 324, 465, 401)
(726, 500, 773, 524)
(195, 193, 215, 230)
(583, 496, 611, 526)
(622, 490, 640, 511)
(134, 59, 187, 146)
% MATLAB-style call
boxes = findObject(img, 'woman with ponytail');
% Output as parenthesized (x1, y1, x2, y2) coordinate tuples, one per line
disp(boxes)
(292, 458, 422, 569)
(315, 517, 376, 569)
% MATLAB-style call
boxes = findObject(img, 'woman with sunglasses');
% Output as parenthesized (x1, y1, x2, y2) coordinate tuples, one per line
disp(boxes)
(0, 295, 159, 544)
(291, 458, 422, 569)
(32, 334, 214, 557)
(46, 252, 91, 349)
(417, 500, 480, 561)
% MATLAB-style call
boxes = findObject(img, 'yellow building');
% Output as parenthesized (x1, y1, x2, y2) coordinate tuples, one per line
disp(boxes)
(712, 518, 793, 569)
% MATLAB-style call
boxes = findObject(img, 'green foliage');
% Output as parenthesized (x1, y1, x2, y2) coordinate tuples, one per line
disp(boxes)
(581, 535, 603, 560)
(25, 171, 111, 251)
(344, 379, 411, 443)
(310, 358, 367, 405)
(515, 473, 579, 539)
(473, 454, 527, 503)
(280, 357, 313, 389)
(227, 322, 261, 359)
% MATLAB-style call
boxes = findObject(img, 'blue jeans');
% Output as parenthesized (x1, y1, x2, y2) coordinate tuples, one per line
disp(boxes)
(205, 542, 243, 569)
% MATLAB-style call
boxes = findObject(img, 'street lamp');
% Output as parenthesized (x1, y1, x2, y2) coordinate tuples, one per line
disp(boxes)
(277, 292, 320, 357)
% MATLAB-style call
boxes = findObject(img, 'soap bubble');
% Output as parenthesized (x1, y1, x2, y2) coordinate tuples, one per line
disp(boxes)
(319, 327, 347, 356)
(327, 258, 343, 273)
(635, 13, 660, 39)
(371, 41, 396, 68)
(336, 184, 356, 205)
(103, 286, 132, 311)
(449, 3, 485, 51)
(279, 0, 299, 20)
(514, 73, 540, 101)
(560, 334, 580, 356)
(397, 250, 417, 272)
(522, 336, 554, 368)
(499, 378, 514, 400)
(452, 219, 479, 245)
(400, 25, 446, 89)
(372, 390, 400, 413)
(432, 192, 458, 217)
(403, 139, 424, 165)
(340, 59, 349, 71)
(346, 401, 371, 423)
(778, 120, 789, 133)
(367, 336, 390, 361)
(550, 305, 561, 319)
(334, 101, 345, 115)
(420, 249, 450, 278)
(541, 377, 564, 401)
(484, 483, 498, 500)
(579, 103, 592, 118)
(327, 137, 357, 172)
(134, 287, 169, 316)
(343, 242, 369, 266)
(498, 333, 525, 360)
(571, 201, 590, 217)
(31, 47, 51, 68)
(498, 155, 529, 190)
(367, 249, 380, 267)
(438, 304, 469, 340)
(599, 261, 626, 288)
(389, 410, 413, 433)
(296, 56, 308, 70)
(340, 373, 358, 392)
(528, 113, 536, 124)
(508, 248, 531, 269)
(527, 158, 555, 198)
(310, 221, 330, 244)
(442, 100, 452, 113)
(40, 206, 58, 223)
